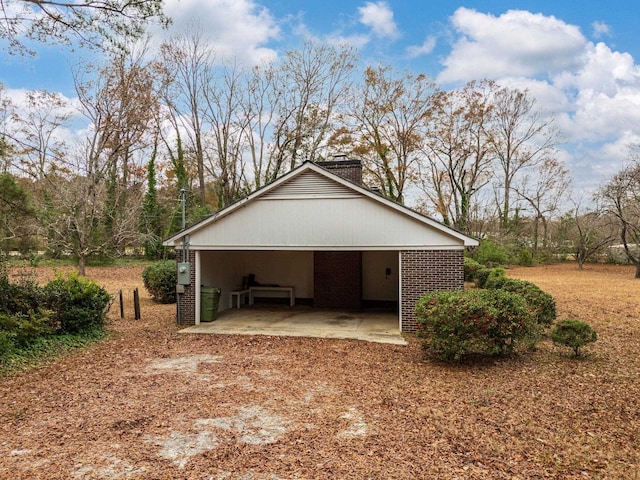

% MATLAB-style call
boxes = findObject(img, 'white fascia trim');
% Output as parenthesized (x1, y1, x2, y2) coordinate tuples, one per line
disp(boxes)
(183, 245, 467, 251)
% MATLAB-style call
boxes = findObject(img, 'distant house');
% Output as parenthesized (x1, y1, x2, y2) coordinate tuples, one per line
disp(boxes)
(163, 158, 478, 332)
(607, 244, 640, 264)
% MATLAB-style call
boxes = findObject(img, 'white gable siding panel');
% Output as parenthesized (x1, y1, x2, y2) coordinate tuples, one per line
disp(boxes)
(261, 170, 359, 199)
(187, 196, 463, 250)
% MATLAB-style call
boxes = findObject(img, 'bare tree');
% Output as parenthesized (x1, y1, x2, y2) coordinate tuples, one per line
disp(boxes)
(514, 157, 571, 255)
(41, 143, 110, 275)
(564, 198, 615, 270)
(0, 0, 169, 55)
(421, 80, 494, 232)
(0, 83, 15, 173)
(202, 61, 250, 207)
(335, 65, 435, 203)
(240, 63, 280, 189)
(159, 30, 214, 206)
(487, 86, 559, 230)
(268, 40, 357, 181)
(35, 45, 158, 272)
(10, 90, 72, 180)
(599, 148, 640, 278)
(74, 45, 159, 253)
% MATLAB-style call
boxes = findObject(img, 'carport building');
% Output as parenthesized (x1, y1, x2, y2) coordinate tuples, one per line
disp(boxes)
(162, 158, 478, 332)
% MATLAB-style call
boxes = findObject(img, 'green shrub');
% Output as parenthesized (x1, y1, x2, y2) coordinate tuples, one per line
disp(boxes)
(485, 277, 556, 326)
(485, 268, 507, 288)
(475, 267, 505, 289)
(29, 252, 42, 267)
(0, 311, 53, 349)
(85, 254, 116, 267)
(43, 275, 111, 334)
(142, 261, 177, 304)
(551, 319, 597, 357)
(416, 289, 537, 362)
(463, 257, 483, 282)
(518, 248, 534, 266)
(0, 330, 15, 357)
(474, 239, 508, 267)
(0, 277, 43, 316)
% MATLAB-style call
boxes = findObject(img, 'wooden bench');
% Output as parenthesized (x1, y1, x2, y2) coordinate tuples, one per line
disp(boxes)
(230, 289, 250, 309)
(249, 286, 295, 306)
(230, 286, 295, 308)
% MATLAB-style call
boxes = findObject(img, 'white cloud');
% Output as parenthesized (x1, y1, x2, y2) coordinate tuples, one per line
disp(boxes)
(325, 33, 371, 50)
(152, 0, 280, 65)
(571, 131, 640, 194)
(592, 21, 610, 38)
(358, 1, 400, 40)
(406, 37, 436, 58)
(289, 15, 370, 51)
(493, 77, 571, 115)
(554, 42, 640, 95)
(572, 87, 640, 141)
(435, 7, 640, 194)
(438, 8, 586, 83)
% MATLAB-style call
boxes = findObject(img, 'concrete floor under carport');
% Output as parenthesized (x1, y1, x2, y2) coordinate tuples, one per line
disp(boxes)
(179, 305, 407, 345)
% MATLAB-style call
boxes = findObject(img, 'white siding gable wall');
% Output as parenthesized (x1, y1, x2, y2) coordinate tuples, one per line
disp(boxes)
(186, 170, 465, 250)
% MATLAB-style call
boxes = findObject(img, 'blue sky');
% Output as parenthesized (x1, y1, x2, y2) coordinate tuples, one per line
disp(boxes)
(1, 0, 640, 198)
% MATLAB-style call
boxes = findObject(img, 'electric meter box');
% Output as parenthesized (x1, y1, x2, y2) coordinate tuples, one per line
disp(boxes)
(177, 262, 191, 285)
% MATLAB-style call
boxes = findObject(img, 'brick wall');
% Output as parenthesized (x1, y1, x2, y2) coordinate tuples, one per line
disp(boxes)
(400, 249, 464, 332)
(318, 159, 363, 185)
(314, 251, 362, 309)
(177, 250, 196, 325)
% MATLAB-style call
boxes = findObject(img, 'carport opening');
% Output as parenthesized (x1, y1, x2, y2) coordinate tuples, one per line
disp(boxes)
(199, 250, 399, 315)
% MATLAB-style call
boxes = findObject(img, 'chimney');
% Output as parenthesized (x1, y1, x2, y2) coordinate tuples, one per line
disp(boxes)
(319, 154, 363, 185)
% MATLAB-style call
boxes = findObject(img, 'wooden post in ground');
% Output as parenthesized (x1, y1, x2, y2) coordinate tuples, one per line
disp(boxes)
(119, 290, 124, 319)
(133, 288, 141, 320)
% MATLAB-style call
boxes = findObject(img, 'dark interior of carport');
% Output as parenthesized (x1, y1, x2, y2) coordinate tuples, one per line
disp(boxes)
(198, 250, 399, 312)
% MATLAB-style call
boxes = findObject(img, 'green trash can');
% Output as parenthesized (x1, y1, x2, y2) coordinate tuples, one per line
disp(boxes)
(200, 286, 221, 322)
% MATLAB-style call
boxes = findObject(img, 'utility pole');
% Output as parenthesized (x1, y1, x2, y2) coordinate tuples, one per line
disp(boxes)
(180, 188, 187, 230)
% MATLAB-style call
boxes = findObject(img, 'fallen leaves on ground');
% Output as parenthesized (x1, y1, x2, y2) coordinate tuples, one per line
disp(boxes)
(1, 263, 638, 479)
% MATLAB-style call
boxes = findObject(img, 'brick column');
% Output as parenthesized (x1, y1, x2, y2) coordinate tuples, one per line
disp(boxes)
(400, 250, 464, 332)
(177, 249, 196, 325)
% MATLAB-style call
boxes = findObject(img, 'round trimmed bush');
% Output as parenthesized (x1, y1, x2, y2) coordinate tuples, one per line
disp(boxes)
(551, 319, 597, 357)
(485, 277, 556, 327)
(475, 267, 505, 289)
(416, 289, 536, 361)
(43, 275, 111, 333)
(142, 261, 177, 304)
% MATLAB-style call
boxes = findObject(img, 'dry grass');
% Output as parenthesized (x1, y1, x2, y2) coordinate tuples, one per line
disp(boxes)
(0, 262, 638, 479)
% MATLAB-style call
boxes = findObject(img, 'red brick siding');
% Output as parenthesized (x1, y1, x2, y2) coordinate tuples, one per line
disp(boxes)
(177, 250, 196, 325)
(314, 251, 362, 309)
(400, 249, 464, 332)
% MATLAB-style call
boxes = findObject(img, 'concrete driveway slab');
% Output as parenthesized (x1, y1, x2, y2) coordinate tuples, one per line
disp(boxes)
(179, 306, 407, 345)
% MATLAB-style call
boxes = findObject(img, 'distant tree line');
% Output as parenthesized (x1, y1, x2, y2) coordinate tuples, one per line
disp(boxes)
(0, 35, 639, 276)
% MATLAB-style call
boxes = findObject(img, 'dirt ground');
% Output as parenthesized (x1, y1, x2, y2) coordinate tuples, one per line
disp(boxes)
(1, 263, 638, 479)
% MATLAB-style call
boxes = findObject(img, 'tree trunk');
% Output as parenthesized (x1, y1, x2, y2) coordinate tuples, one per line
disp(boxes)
(532, 216, 539, 256)
(635, 261, 640, 279)
(78, 255, 86, 276)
